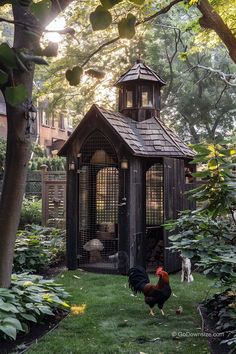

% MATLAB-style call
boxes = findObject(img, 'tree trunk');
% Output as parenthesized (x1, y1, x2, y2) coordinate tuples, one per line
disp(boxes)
(0, 4, 35, 288)
(0, 105, 31, 288)
(198, 0, 236, 64)
(0, 0, 73, 288)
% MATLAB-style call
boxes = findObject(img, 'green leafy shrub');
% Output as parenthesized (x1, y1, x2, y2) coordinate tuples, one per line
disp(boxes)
(14, 225, 66, 273)
(32, 143, 46, 158)
(166, 212, 236, 283)
(166, 140, 236, 284)
(0, 273, 70, 340)
(19, 197, 42, 228)
(165, 139, 236, 351)
(187, 142, 236, 218)
(29, 156, 66, 171)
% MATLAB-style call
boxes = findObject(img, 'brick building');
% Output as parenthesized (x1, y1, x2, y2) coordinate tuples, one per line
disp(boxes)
(0, 92, 73, 154)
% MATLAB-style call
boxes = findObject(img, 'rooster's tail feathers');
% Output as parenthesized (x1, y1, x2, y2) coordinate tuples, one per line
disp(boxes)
(128, 266, 150, 294)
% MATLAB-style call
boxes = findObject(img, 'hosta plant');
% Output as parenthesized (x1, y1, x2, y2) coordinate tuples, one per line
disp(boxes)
(14, 225, 66, 274)
(0, 273, 70, 341)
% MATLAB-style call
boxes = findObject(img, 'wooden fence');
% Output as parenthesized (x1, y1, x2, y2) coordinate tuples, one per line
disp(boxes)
(0, 169, 66, 227)
(41, 168, 66, 226)
(0, 171, 42, 198)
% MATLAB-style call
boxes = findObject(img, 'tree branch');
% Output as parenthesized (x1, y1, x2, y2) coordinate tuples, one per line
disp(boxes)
(197, 0, 236, 64)
(179, 112, 200, 143)
(0, 16, 74, 36)
(81, 37, 120, 67)
(191, 64, 236, 86)
(82, 0, 183, 67)
(138, 0, 183, 25)
(214, 84, 228, 108)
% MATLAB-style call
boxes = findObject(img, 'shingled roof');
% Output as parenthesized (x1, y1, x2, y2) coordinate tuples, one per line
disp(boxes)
(116, 60, 166, 86)
(59, 104, 194, 158)
(96, 106, 194, 158)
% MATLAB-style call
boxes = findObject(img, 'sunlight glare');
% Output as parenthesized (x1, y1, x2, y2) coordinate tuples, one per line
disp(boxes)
(45, 17, 66, 43)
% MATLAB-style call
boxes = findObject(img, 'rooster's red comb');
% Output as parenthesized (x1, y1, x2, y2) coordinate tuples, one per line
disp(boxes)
(155, 266, 164, 276)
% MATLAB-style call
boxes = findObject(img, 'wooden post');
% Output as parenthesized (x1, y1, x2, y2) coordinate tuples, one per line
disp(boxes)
(118, 166, 130, 267)
(66, 157, 78, 270)
(163, 158, 183, 273)
(125, 158, 146, 268)
(41, 164, 48, 226)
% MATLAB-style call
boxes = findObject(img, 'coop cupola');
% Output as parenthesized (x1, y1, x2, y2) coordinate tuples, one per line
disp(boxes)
(116, 60, 166, 122)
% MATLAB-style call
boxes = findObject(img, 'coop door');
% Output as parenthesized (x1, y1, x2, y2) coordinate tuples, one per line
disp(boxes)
(78, 131, 119, 268)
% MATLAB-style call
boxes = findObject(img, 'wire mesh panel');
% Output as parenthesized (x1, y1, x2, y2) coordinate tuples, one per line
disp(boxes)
(78, 132, 119, 270)
(96, 167, 118, 225)
(146, 163, 163, 225)
(146, 163, 164, 270)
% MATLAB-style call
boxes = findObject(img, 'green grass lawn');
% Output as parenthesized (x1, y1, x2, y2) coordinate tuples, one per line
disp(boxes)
(27, 271, 214, 354)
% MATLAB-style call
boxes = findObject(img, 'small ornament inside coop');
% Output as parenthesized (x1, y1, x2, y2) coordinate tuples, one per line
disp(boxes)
(83, 239, 104, 263)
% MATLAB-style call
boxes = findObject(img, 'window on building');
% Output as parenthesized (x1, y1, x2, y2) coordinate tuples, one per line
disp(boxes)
(59, 113, 65, 130)
(142, 86, 153, 107)
(126, 90, 133, 108)
(51, 112, 55, 127)
(40, 108, 53, 127)
(42, 111, 49, 126)
(67, 115, 73, 128)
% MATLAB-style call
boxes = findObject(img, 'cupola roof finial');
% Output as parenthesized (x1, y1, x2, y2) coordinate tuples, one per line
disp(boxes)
(136, 51, 143, 64)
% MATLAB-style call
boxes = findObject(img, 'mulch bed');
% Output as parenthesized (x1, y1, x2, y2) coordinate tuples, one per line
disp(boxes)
(39, 264, 67, 278)
(198, 304, 230, 354)
(0, 310, 68, 354)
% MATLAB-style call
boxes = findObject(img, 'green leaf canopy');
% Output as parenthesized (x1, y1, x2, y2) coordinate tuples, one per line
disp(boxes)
(30, 0, 52, 23)
(129, 0, 145, 4)
(90, 6, 112, 31)
(65, 66, 83, 86)
(5, 85, 28, 106)
(0, 70, 8, 85)
(100, 0, 122, 9)
(118, 13, 136, 39)
(0, 43, 16, 69)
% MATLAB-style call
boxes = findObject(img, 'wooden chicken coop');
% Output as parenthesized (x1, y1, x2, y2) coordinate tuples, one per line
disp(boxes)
(59, 60, 195, 273)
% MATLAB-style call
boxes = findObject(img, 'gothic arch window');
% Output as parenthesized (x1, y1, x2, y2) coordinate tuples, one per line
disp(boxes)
(146, 163, 163, 225)
(96, 167, 119, 225)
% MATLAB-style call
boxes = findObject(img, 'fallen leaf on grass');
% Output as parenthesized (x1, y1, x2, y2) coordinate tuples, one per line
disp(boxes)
(70, 304, 86, 315)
